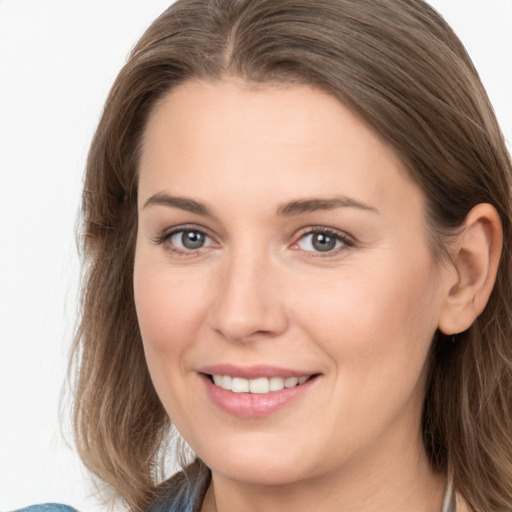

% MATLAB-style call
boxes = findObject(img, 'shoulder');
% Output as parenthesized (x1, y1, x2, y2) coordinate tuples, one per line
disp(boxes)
(145, 460, 210, 512)
(9, 505, 77, 512)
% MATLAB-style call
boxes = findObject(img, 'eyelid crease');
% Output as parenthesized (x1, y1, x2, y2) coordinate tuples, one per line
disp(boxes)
(290, 226, 356, 256)
(150, 225, 214, 246)
(293, 226, 355, 242)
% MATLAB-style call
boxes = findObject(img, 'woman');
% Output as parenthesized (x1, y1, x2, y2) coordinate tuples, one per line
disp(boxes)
(16, 0, 512, 510)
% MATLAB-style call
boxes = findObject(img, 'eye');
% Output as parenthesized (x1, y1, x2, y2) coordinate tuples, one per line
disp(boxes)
(170, 229, 209, 250)
(295, 229, 352, 254)
(153, 226, 217, 254)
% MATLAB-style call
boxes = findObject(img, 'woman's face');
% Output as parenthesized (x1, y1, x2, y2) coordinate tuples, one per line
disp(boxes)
(134, 80, 452, 487)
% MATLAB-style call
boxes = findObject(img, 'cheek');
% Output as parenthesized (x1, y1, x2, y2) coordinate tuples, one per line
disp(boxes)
(292, 252, 440, 377)
(133, 250, 214, 422)
(285, 255, 441, 456)
(133, 252, 211, 358)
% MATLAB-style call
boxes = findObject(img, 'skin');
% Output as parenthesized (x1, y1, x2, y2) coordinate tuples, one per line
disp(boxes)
(134, 79, 460, 512)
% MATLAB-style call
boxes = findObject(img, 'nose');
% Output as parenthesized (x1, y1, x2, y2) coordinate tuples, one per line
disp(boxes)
(207, 250, 289, 343)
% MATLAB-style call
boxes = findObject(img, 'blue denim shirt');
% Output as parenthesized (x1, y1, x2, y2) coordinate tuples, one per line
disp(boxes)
(8, 482, 457, 512)
(11, 505, 77, 512)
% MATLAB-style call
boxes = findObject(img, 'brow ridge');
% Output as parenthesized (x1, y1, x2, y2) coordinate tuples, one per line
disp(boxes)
(143, 193, 211, 216)
(143, 193, 377, 218)
(277, 197, 378, 216)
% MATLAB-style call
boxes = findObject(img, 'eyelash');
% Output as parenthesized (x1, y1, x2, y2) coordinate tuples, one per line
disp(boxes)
(152, 226, 354, 257)
(152, 225, 215, 257)
(292, 227, 354, 256)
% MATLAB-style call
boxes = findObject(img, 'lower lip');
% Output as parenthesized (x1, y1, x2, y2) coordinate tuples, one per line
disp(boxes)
(201, 374, 318, 418)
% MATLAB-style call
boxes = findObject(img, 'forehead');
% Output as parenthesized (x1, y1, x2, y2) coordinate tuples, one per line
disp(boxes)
(138, 79, 422, 217)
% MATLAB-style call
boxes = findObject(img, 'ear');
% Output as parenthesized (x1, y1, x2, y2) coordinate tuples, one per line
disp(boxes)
(438, 203, 503, 335)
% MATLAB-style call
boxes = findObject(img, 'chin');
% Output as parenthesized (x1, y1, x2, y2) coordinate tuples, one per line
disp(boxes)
(210, 457, 308, 487)
(194, 433, 321, 486)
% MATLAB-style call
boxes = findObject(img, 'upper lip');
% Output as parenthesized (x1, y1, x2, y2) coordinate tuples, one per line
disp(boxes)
(198, 364, 317, 379)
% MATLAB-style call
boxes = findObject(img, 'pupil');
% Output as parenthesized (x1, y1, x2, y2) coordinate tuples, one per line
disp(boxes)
(312, 233, 336, 252)
(182, 231, 205, 249)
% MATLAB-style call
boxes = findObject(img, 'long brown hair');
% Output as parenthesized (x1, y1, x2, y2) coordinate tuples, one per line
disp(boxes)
(72, 0, 512, 510)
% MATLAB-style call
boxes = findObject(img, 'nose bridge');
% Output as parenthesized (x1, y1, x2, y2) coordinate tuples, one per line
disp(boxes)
(208, 242, 288, 342)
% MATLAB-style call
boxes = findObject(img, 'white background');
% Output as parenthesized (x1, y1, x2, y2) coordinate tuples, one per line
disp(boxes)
(0, 1, 510, 510)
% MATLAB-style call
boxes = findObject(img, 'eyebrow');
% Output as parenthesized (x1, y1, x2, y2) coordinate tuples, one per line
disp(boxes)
(142, 193, 378, 217)
(277, 197, 378, 216)
(143, 193, 212, 216)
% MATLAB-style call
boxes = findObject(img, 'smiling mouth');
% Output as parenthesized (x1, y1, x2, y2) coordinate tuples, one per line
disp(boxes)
(208, 374, 316, 394)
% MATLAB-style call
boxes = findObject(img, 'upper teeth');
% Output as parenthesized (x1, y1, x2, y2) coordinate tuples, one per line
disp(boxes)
(212, 375, 309, 394)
